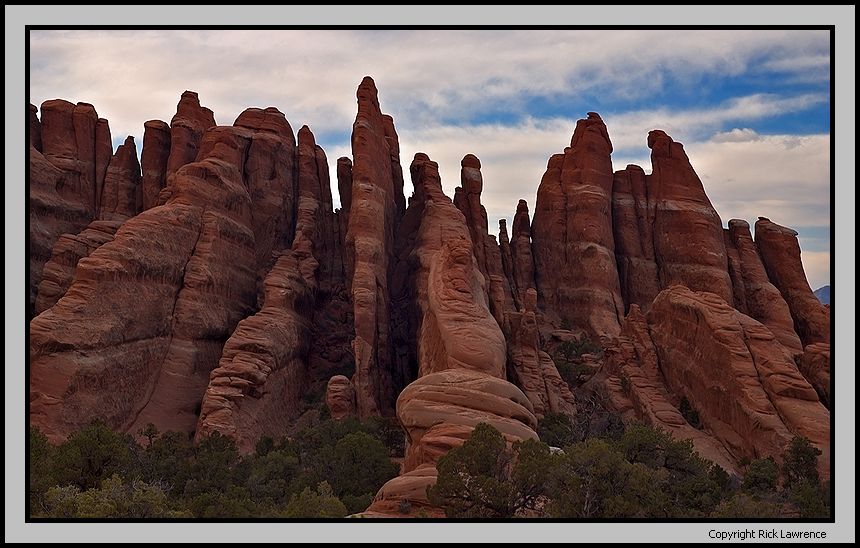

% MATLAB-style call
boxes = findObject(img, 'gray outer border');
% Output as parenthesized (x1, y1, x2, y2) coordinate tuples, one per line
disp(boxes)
(5, 4, 855, 543)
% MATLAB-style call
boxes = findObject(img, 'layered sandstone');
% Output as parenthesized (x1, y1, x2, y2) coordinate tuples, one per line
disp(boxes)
(140, 120, 171, 210)
(34, 220, 122, 314)
(797, 343, 830, 408)
(195, 253, 313, 451)
(345, 76, 406, 417)
(532, 113, 624, 336)
(99, 136, 142, 221)
(648, 286, 829, 476)
(165, 91, 216, 176)
(507, 288, 576, 419)
(30, 108, 297, 441)
(612, 164, 660, 312)
(453, 154, 514, 326)
(755, 217, 830, 346)
(647, 130, 734, 305)
(29, 100, 113, 315)
(727, 219, 803, 355)
(362, 153, 538, 517)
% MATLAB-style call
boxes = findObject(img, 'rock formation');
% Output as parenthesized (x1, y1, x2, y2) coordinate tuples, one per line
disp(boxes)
(612, 164, 660, 312)
(755, 217, 830, 346)
(140, 120, 171, 210)
(532, 112, 624, 336)
(29, 100, 113, 315)
(647, 286, 829, 476)
(28, 80, 830, 503)
(99, 136, 142, 221)
(345, 76, 406, 417)
(326, 375, 356, 420)
(507, 288, 576, 419)
(362, 153, 538, 517)
(646, 130, 734, 305)
(165, 91, 216, 177)
(797, 343, 830, 408)
(195, 253, 313, 452)
(509, 200, 537, 311)
(453, 154, 514, 326)
(727, 219, 803, 355)
(30, 107, 294, 441)
(34, 220, 122, 314)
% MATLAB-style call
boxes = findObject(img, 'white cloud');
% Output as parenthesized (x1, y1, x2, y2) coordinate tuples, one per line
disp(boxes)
(711, 128, 762, 143)
(28, 29, 830, 290)
(801, 251, 831, 292)
(29, 29, 829, 148)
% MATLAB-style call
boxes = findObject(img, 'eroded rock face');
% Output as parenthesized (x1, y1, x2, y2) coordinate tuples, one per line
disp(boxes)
(362, 152, 537, 517)
(140, 120, 171, 210)
(99, 136, 142, 221)
(728, 219, 803, 355)
(29, 101, 113, 315)
(326, 375, 356, 420)
(30, 110, 295, 441)
(166, 91, 216, 177)
(507, 289, 576, 419)
(195, 253, 313, 452)
(594, 286, 829, 478)
(532, 113, 624, 336)
(755, 217, 830, 346)
(592, 304, 740, 474)
(648, 286, 829, 477)
(612, 164, 660, 312)
(797, 343, 830, 408)
(453, 154, 514, 327)
(34, 220, 122, 314)
(510, 200, 537, 310)
(345, 76, 406, 417)
(647, 130, 734, 305)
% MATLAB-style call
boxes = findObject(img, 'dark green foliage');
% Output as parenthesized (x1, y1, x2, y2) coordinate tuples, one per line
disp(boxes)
(678, 397, 701, 429)
(50, 420, 135, 490)
(787, 480, 828, 518)
(711, 493, 781, 518)
(29, 417, 401, 518)
(553, 335, 603, 388)
(428, 423, 552, 518)
(781, 436, 821, 488)
(41, 475, 188, 518)
(29, 427, 54, 513)
(742, 458, 779, 494)
(429, 422, 781, 518)
(547, 438, 667, 518)
(537, 412, 576, 448)
(282, 482, 348, 518)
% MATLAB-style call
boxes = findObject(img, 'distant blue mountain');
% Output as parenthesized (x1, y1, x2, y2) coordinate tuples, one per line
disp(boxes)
(814, 285, 830, 305)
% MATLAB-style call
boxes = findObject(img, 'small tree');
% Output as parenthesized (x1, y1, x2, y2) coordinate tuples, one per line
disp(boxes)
(781, 436, 821, 488)
(428, 423, 553, 517)
(282, 482, 348, 518)
(138, 423, 159, 449)
(742, 458, 779, 494)
(537, 412, 576, 448)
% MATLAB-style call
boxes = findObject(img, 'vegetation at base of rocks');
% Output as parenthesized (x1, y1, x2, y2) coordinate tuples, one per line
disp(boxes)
(553, 334, 603, 388)
(29, 418, 399, 518)
(430, 423, 828, 519)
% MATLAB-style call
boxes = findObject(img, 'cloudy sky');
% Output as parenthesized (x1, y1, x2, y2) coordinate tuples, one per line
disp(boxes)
(29, 29, 831, 289)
